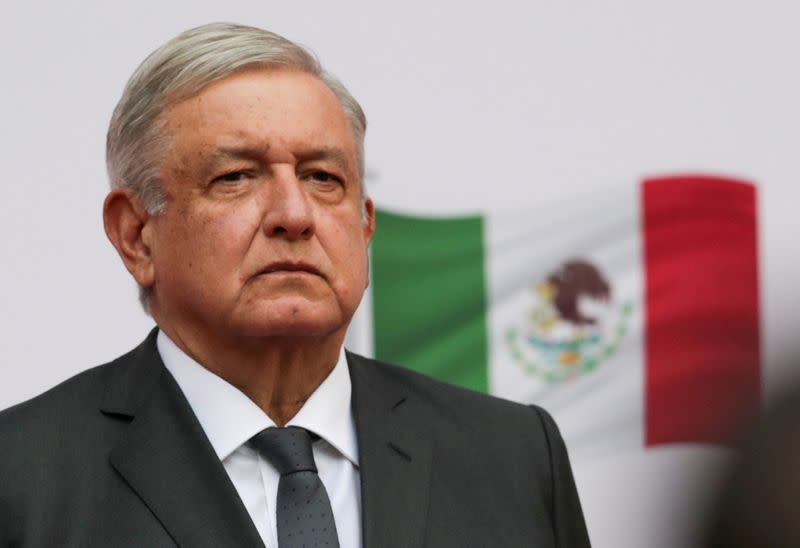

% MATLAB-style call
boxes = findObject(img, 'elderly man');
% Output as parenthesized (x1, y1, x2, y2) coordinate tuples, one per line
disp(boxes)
(0, 23, 590, 547)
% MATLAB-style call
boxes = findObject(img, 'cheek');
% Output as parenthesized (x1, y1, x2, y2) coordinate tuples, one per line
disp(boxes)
(331, 221, 370, 288)
(164, 205, 262, 275)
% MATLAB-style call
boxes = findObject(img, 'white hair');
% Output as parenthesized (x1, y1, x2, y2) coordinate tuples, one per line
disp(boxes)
(105, 22, 368, 311)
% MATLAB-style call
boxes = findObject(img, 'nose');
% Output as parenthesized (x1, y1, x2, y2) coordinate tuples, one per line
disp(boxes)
(261, 170, 315, 240)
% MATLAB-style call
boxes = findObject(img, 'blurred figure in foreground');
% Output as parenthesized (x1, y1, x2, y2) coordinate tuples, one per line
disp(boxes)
(704, 383, 800, 547)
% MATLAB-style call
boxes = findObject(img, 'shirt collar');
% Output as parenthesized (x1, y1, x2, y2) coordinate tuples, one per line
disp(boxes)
(156, 330, 359, 466)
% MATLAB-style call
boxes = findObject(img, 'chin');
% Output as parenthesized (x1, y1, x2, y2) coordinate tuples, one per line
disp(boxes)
(232, 300, 349, 338)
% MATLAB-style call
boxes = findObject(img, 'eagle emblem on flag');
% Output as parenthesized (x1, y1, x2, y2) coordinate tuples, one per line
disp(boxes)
(505, 259, 633, 383)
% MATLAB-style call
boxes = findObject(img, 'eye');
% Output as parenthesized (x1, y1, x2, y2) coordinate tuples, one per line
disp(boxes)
(307, 170, 341, 184)
(302, 170, 346, 195)
(213, 171, 252, 184)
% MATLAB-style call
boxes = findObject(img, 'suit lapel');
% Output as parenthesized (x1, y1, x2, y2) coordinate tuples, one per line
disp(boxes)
(348, 352, 432, 548)
(102, 330, 265, 548)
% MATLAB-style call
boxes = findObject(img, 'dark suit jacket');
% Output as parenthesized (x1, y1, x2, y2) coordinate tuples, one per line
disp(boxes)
(0, 329, 590, 547)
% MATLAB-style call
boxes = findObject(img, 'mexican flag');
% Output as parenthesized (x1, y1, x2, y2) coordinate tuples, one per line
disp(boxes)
(350, 175, 760, 457)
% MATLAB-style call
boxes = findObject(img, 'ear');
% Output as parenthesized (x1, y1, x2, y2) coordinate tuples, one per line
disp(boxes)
(103, 189, 155, 289)
(362, 197, 376, 244)
(362, 197, 376, 290)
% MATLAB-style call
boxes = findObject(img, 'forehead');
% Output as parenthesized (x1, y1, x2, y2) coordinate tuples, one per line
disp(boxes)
(162, 68, 357, 166)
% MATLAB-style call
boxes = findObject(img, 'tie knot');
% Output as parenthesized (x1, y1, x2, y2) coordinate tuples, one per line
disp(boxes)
(250, 426, 317, 475)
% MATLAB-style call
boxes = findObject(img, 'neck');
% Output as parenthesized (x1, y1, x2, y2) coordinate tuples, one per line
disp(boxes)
(157, 322, 345, 426)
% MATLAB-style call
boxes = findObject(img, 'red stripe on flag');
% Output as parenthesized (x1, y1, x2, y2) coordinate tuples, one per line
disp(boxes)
(643, 175, 760, 447)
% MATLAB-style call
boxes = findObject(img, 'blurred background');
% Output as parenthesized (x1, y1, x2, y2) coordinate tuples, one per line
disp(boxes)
(1, 1, 799, 546)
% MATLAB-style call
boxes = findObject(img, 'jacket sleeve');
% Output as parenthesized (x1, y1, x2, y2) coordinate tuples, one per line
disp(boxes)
(532, 405, 592, 548)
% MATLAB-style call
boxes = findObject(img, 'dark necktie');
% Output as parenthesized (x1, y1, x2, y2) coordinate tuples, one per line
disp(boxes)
(250, 426, 341, 548)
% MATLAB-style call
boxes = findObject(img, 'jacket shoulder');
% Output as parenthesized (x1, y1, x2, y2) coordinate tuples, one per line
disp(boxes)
(347, 353, 592, 546)
(346, 351, 555, 436)
(0, 361, 116, 440)
(0, 330, 159, 434)
(0, 339, 149, 446)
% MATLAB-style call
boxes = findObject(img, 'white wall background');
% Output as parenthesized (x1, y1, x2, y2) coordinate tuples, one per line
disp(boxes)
(2, 1, 799, 546)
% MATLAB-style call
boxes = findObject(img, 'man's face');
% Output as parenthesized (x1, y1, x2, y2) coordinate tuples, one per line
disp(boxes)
(145, 68, 374, 341)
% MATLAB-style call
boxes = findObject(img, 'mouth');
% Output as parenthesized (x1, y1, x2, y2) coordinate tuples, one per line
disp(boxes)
(257, 261, 324, 278)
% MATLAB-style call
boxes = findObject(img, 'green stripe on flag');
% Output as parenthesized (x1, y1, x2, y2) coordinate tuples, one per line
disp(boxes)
(371, 209, 489, 393)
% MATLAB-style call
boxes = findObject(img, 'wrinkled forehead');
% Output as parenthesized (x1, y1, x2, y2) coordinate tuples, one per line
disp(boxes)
(159, 68, 359, 171)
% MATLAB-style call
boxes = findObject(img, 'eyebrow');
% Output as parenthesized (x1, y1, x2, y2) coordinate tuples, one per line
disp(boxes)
(209, 146, 264, 163)
(295, 147, 355, 174)
(210, 145, 355, 174)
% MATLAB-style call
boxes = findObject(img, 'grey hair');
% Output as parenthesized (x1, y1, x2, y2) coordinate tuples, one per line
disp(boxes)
(105, 23, 368, 312)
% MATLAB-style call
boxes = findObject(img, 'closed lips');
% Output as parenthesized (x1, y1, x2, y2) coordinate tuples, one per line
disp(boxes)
(260, 262, 323, 277)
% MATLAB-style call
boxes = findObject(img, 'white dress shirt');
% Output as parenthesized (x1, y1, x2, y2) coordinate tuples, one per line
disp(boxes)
(157, 331, 362, 548)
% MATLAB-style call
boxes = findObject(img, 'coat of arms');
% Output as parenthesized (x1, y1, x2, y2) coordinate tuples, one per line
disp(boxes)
(506, 259, 633, 383)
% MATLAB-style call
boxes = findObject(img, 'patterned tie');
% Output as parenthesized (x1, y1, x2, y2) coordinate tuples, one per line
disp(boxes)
(250, 426, 341, 548)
